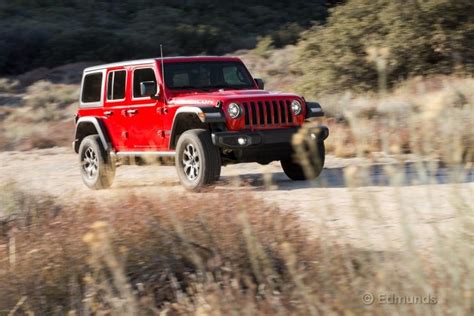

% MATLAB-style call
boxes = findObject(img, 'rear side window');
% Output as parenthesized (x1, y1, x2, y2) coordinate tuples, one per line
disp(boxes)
(133, 68, 156, 98)
(81, 73, 103, 103)
(107, 70, 126, 100)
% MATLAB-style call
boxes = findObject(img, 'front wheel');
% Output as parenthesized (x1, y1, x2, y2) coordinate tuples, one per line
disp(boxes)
(79, 135, 115, 189)
(281, 142, 325, 181)
(175, 129, 221, 191)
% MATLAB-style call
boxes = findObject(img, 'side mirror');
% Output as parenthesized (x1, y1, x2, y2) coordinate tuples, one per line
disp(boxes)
(140, 81, 159, 98)
(255, 78, 264, 90)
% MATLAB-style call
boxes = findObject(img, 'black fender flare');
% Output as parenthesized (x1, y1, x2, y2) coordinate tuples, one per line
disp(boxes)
(305, 102, 325, 118)
(73, 117, 111, 153)
(169, 106, 226, 149)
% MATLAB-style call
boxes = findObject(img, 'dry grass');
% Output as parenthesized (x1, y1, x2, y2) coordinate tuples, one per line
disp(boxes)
(0, 78, 19, 93)
(0, 80, 77, 151)
(317, 76, 474, 162)
(237, 45, 299, 92)
(0, 187, 316, 314)
(0, 175, 472, 315)
(0, 63, 88, 151)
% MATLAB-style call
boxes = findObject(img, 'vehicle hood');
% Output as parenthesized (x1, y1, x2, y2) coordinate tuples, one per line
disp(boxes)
(167, 89, 302, 106)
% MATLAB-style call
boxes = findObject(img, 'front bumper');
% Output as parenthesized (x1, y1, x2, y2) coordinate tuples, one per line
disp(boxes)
(211, 126, 329, 149)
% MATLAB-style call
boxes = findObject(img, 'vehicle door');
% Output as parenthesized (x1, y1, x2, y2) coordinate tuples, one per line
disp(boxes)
(103, 68, 128, 151)
(125, 66, 165, 150)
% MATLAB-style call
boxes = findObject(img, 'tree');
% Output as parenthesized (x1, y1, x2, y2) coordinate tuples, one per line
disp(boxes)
(295, 0, 474, 95)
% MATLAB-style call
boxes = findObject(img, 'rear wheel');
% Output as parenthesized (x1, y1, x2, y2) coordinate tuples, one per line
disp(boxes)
(79, 135, 115, 189)
(281, 142, 325, 181)
(175, 129, 221, 191)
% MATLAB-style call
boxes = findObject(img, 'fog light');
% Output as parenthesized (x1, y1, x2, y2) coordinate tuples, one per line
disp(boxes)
(237, 137, 248, 145)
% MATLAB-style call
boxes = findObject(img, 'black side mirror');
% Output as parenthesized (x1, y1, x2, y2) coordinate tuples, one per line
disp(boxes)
(255, 78, 264, 90)
(140, 81, 159, 98)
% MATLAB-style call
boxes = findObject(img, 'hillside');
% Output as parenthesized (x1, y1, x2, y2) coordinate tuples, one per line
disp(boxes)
(0, 0, 328, 75)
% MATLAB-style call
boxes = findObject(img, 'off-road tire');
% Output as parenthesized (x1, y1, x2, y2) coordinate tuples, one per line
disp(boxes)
(79, 135, 115, 189)
(175, 129, 221, 191)
(281, 142, 325, 181)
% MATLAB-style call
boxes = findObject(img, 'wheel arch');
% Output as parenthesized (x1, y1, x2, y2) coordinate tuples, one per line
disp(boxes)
(73, 117, 111, 153)
(169, 106, 226, 149)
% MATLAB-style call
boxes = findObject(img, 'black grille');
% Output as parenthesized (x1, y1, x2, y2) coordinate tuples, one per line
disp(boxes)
(242, 99, 295, 128)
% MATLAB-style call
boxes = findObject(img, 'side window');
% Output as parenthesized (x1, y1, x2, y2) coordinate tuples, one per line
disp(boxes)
(81, 73, 103, 103)
(133, 68, 156, 98)
(107, 70, 126, 100)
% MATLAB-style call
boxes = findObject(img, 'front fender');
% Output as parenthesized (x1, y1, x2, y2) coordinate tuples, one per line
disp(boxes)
(169, 106, 226, 149)
(174, 106, 226, 123)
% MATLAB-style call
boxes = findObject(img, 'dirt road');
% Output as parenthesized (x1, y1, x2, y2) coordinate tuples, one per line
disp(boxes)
(1, 148, 472, 252)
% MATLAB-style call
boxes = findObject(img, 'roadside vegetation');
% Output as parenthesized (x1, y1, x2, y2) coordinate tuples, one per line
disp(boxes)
(0, 172, 472, 314)
(317, 75, 474, 162)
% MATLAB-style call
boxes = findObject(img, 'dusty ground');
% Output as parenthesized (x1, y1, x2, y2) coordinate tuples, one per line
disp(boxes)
(1, 147, 472, 252)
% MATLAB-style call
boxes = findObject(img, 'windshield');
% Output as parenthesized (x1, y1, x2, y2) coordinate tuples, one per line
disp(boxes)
(163, 61, 255, 90)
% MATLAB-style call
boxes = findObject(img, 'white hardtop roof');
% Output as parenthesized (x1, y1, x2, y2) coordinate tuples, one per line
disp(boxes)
(84, 56, 240, 72)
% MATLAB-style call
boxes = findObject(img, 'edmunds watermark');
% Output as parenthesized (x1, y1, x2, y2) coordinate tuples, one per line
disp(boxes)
(362, 292, 438, 305)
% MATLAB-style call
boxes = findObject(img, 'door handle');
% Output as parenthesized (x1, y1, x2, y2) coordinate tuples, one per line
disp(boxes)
(126, 109, 138, 115)
(104, 110, 113, 116)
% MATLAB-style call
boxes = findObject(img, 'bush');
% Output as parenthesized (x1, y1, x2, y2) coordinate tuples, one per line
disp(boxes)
(24, 81, 78, 109)
(295, 0, 474, 95)
(0, 78, 19, 93)
(0, 80, 77, 150)
(253, 36, 275, 59)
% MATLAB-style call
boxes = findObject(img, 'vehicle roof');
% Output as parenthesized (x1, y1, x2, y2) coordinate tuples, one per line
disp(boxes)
(84, 56, 243, 72)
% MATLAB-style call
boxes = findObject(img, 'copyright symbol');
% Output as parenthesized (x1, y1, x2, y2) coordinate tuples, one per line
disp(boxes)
(362, 293, 374, 305)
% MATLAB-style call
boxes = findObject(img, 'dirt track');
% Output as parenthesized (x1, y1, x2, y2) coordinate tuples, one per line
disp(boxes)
(1, 148, 472, 252)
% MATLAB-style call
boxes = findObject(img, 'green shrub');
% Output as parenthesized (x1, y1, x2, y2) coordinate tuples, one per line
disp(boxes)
(295, 0, 474, 95)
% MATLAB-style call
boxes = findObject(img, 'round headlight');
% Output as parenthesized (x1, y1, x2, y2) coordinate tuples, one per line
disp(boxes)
(228, 103, 242, 119)
(291, 100, 302, 115)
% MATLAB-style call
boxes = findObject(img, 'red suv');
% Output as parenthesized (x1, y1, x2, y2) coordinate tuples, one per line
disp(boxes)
(73, 56, 328, 190)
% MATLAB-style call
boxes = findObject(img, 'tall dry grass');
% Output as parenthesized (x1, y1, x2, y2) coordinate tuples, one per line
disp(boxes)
(0, 154, 472, 316)
(317, 76, 474, 162)
(0, 80, 77, 150)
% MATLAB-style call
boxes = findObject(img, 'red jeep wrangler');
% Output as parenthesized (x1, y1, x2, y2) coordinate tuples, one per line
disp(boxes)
(73, 56, 328, 190)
